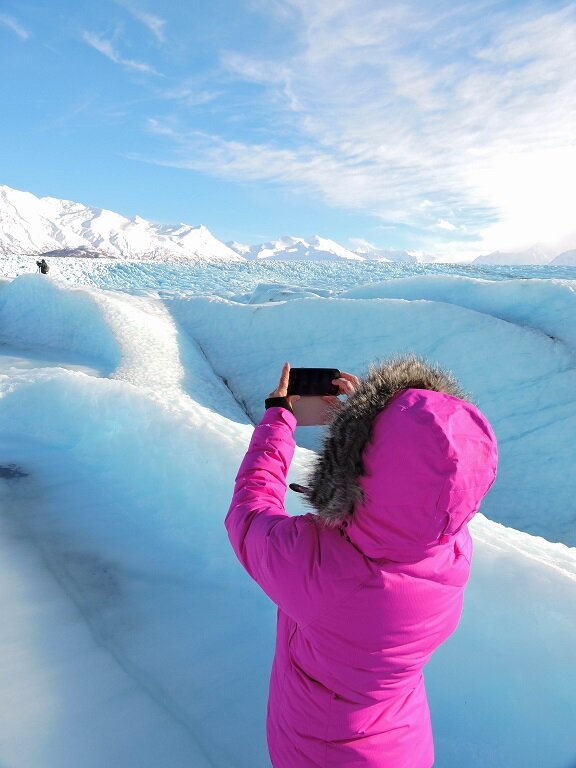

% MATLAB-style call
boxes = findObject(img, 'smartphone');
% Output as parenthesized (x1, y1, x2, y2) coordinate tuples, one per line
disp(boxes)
(287, 368, 341, 397)
(287, 368, 341, 426)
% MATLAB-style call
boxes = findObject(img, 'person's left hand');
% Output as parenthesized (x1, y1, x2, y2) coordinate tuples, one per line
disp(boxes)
(268, 362, 300, 407)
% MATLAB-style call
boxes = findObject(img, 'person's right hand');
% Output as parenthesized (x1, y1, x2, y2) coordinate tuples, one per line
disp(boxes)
(321, 371, 359, 412)
(333, 371, 359, 397)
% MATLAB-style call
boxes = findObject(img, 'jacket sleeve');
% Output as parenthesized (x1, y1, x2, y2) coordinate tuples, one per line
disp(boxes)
(225, 407, 321, 624)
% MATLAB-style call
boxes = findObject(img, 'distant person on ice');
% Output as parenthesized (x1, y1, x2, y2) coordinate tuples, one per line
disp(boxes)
(226, 356, 498, 768)
(36, 258, 49, 274)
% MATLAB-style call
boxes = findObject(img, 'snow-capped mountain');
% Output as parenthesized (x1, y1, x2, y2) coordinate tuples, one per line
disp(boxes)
(0, 185, 242, 263)
(350, 243, 417, 263)
(473, 246, 553, 265)
(550, 249, 576, 265)
(4, 184, 574, 266)
(228, 235, 364, 261)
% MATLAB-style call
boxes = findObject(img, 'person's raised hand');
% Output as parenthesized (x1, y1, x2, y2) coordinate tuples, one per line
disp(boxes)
(333, 371, 360, 397)
(268, 362, 300, 407)
(321, 371, 360, 411)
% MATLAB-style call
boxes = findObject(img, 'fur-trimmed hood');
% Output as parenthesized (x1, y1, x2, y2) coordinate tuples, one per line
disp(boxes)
(305, 356, 498, 560)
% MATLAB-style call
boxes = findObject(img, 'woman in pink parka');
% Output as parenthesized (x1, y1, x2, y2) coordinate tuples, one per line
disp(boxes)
(226, 356, 498, 768)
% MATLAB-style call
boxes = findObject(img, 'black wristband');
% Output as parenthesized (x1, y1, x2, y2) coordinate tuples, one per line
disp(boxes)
(265, 396, 293, 413)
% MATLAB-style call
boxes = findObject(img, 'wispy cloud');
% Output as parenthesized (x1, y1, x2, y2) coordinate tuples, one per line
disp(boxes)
(82, 30, 161, 76)
(160, 84, 219, 108)
(145, 118, 485, 231)
(0, 13, 30, 40)
(116, 2, 167, 43)
(132, 9, 166, 42)
(148, 0, 576, 253)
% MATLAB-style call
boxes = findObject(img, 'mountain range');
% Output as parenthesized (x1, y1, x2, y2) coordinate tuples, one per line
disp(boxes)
(0, 185, 241, 263)
(0, 185, 574, 264)
(229, 236, 365, 261)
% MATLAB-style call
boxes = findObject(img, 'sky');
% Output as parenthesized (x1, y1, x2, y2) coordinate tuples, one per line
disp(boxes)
(1, 0, 575, 257)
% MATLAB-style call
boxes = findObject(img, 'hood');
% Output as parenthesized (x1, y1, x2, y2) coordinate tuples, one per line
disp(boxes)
(348, 389, 497, 561)
(305, 357, 498, 561)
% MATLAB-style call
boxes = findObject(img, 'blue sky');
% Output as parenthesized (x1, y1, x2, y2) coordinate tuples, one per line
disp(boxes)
(1, 0, 575, 256)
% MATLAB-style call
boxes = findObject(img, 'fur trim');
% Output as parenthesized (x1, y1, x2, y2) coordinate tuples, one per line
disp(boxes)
(304, 355, 469, 525)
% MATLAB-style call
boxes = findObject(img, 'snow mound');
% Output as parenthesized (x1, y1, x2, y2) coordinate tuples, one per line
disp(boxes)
(0, 274, 120, 367)
(231, 281, 333, 303)
(342, 274, 576, 351)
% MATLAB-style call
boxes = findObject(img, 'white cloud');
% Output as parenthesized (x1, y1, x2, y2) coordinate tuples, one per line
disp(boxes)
(148, 0, 576, 253)
(82, 31, 161, 76)
(135, 10, 166, 42)
(0, 14, 29, 40)
(466, 145, 576, 252)
(117, 2, 167, 43)
(160, 84, 219, 108)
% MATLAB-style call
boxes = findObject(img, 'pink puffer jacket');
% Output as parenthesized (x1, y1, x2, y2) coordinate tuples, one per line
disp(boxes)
(226, 389, 497, 767)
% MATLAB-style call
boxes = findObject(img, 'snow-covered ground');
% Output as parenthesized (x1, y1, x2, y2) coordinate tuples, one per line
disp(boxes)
(0, 266, 575, 767)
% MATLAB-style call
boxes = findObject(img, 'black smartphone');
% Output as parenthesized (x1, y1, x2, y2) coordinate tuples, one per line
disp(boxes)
(287, 368, 341, 396)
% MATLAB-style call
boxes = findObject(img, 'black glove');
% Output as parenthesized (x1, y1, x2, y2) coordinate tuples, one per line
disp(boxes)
(264, 396, 293, 413)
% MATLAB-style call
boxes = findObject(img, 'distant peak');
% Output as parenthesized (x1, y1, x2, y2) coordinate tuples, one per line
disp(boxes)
(0, 184, 242, 263)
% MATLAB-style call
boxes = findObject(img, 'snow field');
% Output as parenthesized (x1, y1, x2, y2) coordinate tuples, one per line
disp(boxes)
(0, 272, 575, 767)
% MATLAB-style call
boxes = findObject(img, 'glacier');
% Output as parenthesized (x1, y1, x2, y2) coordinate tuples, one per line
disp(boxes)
(0, 264, 575, 768)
